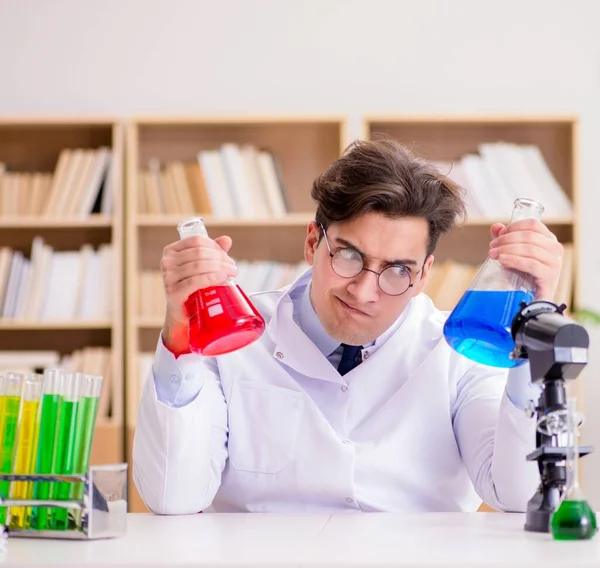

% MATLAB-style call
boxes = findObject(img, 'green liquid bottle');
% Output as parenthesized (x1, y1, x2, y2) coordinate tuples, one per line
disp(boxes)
(0, 373, 23, 526)
(31, 369, 63, 530)
(50, 373, 81, 531)
(550, 398, 598, 541)
(70, 374, 103, 527)
(9, 374, 43, 530)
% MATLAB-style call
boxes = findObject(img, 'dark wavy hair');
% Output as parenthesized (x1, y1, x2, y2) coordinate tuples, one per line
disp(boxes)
(311, 136, 467, 256)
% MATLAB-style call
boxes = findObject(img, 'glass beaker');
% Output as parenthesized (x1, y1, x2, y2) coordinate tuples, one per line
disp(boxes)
(177, 217, 266, 356)
(550, 398, 597, 540)
(443, 197, 543, 368)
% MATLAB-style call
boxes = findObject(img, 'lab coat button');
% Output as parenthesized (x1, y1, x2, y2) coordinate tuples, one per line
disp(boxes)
(363, 351, 369, 359)
(346, 497, 354, 504)
(276, 351, 284, 359)
(184, 373, 194, 381)
(341, 385, 348, 392)
(170, 374, 180, 384)
(342, 439, 350, 444)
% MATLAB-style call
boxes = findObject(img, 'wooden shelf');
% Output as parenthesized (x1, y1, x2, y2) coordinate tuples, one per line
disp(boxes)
(136, 213, 315, 228)
(0, 118, 125, 470)
(0, 320, 113, 330)
(0, 215, 113, 228)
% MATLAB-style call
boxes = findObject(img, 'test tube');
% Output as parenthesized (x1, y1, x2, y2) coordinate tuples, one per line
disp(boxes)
(71, 373, 103, 526)
(50, 372, 82, 530)
(9, 373, 43, 530)
(0, 373, 23, 526)
(31, 369, 63, 530)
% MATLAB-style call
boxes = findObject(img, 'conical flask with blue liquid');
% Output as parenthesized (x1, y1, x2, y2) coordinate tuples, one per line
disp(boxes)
(443, 197, 544, 368)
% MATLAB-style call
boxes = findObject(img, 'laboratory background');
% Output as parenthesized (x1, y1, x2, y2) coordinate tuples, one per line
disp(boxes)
(0, 0, 599, 515)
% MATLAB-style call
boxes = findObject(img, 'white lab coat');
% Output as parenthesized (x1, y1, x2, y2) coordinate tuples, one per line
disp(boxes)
(133, 271, 540, 515)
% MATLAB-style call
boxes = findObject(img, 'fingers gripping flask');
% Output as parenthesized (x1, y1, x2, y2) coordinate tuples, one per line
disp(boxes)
(177, 217, 266, 356)
(443, 198, 544, 368)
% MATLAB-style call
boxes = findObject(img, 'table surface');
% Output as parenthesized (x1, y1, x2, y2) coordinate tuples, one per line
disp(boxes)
(1, 512, 599, 567)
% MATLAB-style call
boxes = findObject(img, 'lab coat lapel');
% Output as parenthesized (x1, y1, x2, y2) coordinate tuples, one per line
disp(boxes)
(267, 292, 344, 385)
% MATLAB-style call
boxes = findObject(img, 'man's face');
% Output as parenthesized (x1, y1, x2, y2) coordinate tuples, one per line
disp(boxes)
(304, 212, 433, 346)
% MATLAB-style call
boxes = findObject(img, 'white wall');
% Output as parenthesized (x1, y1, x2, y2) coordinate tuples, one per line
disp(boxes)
(1, 0, 600, 502)
(1, 0, 598, 305)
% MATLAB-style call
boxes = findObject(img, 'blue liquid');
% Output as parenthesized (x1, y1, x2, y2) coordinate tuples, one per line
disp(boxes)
(443, 290, 534, 368)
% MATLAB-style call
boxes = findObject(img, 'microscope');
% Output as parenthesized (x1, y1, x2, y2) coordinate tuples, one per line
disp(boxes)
(509, 299, 592, 533)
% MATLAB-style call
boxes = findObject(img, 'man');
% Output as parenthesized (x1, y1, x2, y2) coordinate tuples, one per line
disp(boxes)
(133, 138, 563, 514)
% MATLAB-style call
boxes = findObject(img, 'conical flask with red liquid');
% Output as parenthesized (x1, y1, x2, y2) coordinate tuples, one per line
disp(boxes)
(443, 197, 544, 368)
(177, 217, 265, 356)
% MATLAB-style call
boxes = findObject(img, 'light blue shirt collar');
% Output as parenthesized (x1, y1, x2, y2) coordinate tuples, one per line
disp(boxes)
(296, 280, 340, 358)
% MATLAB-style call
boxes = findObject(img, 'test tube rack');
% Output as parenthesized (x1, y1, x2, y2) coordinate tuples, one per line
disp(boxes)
(0, 463, 127, 540)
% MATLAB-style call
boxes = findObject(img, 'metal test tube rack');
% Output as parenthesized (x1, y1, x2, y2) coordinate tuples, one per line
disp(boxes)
(0, 463, 127, 540)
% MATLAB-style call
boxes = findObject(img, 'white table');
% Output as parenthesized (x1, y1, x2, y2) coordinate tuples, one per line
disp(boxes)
(1, 512, 599, 567)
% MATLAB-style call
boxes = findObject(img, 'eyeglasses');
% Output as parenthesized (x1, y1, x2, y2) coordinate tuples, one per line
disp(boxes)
(320, 224, 423, 296)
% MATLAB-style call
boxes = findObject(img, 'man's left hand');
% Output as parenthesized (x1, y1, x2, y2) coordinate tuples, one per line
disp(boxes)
(488, 218, 563, 301)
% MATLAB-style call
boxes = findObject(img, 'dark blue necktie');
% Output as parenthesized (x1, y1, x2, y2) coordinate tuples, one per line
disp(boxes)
(337, 344, 363, 376)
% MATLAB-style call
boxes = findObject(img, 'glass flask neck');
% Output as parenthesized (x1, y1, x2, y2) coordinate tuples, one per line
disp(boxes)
(178, 217, 209, 240)
(509, 198, 544, 224)
(564, 397, 583, 498)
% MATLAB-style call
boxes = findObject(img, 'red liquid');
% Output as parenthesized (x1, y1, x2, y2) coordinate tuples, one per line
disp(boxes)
(185, 284, 265, 356)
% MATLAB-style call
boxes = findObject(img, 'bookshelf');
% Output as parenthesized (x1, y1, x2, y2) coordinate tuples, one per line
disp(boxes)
(363, 115, 580, 513)
(0, 117, 125, 467)
(125, 115, 348, 511)
(362, 115, 579, 312)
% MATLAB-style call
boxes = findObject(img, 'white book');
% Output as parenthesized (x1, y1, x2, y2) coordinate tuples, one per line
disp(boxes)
(256, 151, 287, 217)
(519, 145, 573, 219)
(220, 143, 256, 218)
(79, 250, 102, 320)
(74, 244, 94, 319)
(500, 143, 549, 212)
(477, 144, 520, 214)
(197, 151, 236, 219)
(12, 258, 31, 319)
(459, 155, 502, 218)
(240, 145, 271, 218)
(41, 251, 82, 321)
(99, 244, 113, 319)
(19, 236, 45, 320)
(27, 243, 54, 320)
(2, 251, 24, 318)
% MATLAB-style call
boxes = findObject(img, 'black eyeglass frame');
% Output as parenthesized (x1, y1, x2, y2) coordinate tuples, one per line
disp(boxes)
(319, 223, 426, 297)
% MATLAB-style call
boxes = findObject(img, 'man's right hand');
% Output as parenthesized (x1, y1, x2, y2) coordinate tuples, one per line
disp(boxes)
(159, 234, 238, 353)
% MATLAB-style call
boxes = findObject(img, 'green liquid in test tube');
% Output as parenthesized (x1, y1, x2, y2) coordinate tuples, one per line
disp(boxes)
(9, 374, 43, 530)
(0, 373, 23, 526)
(71, 373, 103, 526)
(31, 369, 63, 530)
(51, 372, 81, 530)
